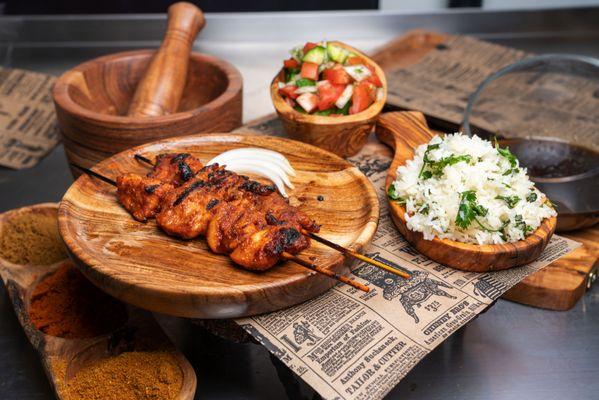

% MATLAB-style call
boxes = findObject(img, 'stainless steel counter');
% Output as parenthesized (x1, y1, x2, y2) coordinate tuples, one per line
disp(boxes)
(0, 7, 598, 400)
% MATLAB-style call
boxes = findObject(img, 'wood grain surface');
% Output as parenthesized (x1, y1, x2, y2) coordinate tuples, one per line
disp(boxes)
(0, 204, 196, 400)
(128, 2, 206, 117)
(376, 111, 556, 272)
(53, 49, 242, 175)
(58, 134, 380, 318)
(370, 30, 598, 309)
(271, 41, 387, 158)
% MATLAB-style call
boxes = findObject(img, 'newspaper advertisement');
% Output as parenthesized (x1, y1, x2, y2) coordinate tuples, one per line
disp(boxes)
(383, 35, 599, 151)
(235, 129, 579, 400)
(0, 67, 59, 169)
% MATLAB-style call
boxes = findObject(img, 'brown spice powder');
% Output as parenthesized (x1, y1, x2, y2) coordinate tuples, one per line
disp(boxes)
(0, 209, 67, 265)
(29, 263, 127, 338)
(64, 351, 183, 400)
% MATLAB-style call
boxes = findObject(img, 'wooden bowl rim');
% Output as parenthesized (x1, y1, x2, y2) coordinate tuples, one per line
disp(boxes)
(385, 133, 557, 256)
(270, 41, 387, 125)
(58, 133, 380, 310)
(52, 49, 243, 126)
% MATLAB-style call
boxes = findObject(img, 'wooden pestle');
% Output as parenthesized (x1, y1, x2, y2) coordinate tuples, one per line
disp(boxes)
(127, 2, 205, 117)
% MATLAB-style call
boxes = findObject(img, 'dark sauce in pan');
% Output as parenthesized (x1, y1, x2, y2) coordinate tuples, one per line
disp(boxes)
(503, 138, 599, 179)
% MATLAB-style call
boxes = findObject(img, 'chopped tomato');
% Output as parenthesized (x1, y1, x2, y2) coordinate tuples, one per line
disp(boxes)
(363, 64, 383, 87)
(300, 62, 319, 81)
(350, 82, 376, 115)
(317, 82, 346, 111)
(279, 85, 298, 99)
(296, 93, 318, 113)
(284, 96, 296, 108)
(283, 58, 299, 69)
(303, 42, 318, 53)
(347, 56, 366, 65)
(323, 66, 351, 85)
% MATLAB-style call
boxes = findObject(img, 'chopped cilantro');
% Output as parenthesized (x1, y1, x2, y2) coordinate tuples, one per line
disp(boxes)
(418, 143, 440, 179)
(526, 191, 538, 202)
(418, 145, 471, 180)
(419, 204, 430, 215)
(495, 195, 520, 209)
(293, 105, 307, 114)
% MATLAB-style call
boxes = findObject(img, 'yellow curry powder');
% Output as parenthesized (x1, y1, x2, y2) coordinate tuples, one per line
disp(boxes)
(0, 209, 67, 265)
(63, 351, 183, 400)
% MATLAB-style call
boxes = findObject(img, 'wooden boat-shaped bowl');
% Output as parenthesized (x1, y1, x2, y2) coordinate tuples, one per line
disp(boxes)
(58, 134, 379, 319)
(0, 204, 196, 400)
(271, 41, 387, 158)
(376, 111, 557, 272)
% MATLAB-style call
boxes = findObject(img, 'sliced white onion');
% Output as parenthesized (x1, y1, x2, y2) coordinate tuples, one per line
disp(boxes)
(335, 84, 354, 109)
(294, 86, 318, 95)
(344, 64, 371, 82)
(208, 148, 295, 176)
(221, 158, 294, 189)
(220, 160, 290, 197)
(376, 87, 384, 101)
(316, 80, 329, 87)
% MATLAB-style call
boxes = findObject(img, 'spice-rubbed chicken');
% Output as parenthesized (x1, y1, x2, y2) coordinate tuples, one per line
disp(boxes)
(115, 153, 320, 270)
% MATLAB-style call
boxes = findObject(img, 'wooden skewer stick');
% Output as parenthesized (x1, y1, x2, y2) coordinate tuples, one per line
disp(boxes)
(302, 231, 411, 279)
(134, 152, 411, 280)
(69, 163, 368, 292)
(281, 253, 369, 292)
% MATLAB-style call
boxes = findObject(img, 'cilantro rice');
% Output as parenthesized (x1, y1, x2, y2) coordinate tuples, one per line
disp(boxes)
(388, 133, 556, 245)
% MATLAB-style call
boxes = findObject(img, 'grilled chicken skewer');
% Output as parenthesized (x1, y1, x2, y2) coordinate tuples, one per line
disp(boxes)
(134, 152, 410, 280)
(71, 163, 370, 292)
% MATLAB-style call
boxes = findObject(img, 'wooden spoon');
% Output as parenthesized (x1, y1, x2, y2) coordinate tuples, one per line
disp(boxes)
(127, 2, 205, 117)
(376, 111, 557, 272)
(271, 41, 387, 158)
(0, 204, 197, 400)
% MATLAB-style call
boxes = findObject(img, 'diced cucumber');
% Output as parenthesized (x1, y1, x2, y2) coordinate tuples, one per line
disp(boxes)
(302, 46, 327, 65)
(327, 43, 349, 64)
(290, 45, 304, 62)
(296, 78, 316, 87)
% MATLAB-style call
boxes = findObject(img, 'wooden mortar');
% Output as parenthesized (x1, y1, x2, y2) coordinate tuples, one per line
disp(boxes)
(53, 2, 243, 175)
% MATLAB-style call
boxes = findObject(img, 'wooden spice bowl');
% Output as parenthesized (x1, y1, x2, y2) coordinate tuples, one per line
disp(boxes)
(53, 49, 243, 175)
(0, 203, 197, 400)
(270, 41, 387, 158)
(376, 112, 557, 272)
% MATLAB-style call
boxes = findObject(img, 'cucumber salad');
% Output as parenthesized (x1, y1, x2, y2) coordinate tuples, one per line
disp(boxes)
(277, 41, 384, 115)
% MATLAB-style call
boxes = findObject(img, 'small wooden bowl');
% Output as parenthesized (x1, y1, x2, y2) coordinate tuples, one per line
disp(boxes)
(0, 204, 196, 400)
(376, 111, 557, 272)
(271, 41, 387, 158)
(53, 49, 243, 175)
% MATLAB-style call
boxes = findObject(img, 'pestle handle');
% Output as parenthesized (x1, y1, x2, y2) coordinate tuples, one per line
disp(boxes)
(127, 2, 205, 117)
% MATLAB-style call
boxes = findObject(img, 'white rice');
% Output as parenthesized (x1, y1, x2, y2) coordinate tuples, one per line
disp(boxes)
(388, 133, 556, 245)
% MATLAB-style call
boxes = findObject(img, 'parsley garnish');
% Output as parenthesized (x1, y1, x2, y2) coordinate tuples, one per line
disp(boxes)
(526, 191, 538, 202)
(495, 195, 520, 209)
(455, 190, 488, 229)
(417, 144, 471, 180)
(514, 214, 533, 236)
(387, 185, 406, 205)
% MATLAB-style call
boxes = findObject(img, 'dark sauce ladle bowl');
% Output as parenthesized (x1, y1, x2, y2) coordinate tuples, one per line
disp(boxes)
(462, 54, 599, 232)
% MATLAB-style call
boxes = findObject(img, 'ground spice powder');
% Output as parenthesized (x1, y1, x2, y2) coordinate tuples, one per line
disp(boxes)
(29, 263, 127, 338)
(0, 209, 67, 265)
(64, 351, 183, 400)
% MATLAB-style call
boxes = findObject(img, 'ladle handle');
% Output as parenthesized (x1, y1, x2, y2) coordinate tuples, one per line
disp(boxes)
(127, 2, 205, 117)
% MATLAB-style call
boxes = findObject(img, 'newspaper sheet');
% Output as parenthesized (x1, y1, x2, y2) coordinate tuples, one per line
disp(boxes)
(0, 67, 59, 169)
(235, 119, 579, 400)
(383, 35, 599, 151)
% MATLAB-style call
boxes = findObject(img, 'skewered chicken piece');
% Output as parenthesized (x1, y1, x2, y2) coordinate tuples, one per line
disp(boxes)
(118, 154, 319, 270)
(147, 153, 204, 186)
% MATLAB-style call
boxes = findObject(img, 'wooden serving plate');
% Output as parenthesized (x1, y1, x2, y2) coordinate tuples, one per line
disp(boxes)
(58, 134, 379, 318)
(376, 111, 557, 272)
(0, 204, 196, 400)
(271, 41, 387, 158)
